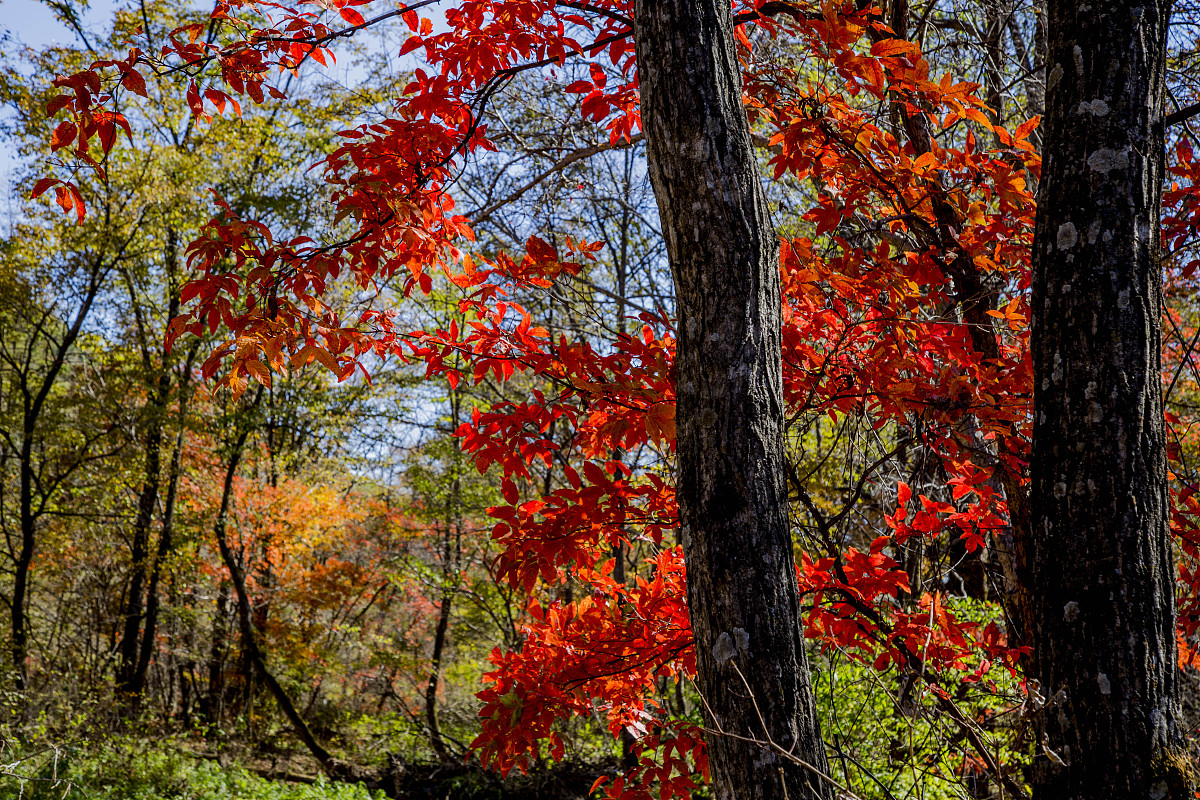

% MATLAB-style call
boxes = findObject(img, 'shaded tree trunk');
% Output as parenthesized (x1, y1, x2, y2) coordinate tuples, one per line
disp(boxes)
(11, 447, 36, 691)
(634, 1, 832, 798)
(118, 231, 192, 703)
(205, 579, 231, 731)
(425, 384, 464, 761)
(1029, 0, 1191, 796)
(116, 375, 169, 697)
(130, 412, 189, 697)
(423, 579, 452, 761)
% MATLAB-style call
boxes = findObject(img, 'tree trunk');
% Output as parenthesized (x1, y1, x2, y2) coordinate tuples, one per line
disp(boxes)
(981, 0, 1008, 137)
(131, 418, 188, 696)
(209, 400, 368, 782)
(116, 383, 167, 697)
(6, 259, 108, 691)
(425, 385, 463, 761)
(206, 579, 230, 731)
(1029, 0, 1191, 796)
(634, 1, 832, 798)
(423, 581, 452, 760)
(119, 234, 188, 702)
(11, 440, 35, 691)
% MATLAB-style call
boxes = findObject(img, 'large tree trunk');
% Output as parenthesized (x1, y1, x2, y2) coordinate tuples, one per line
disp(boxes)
(634, 2, 831, 798)
(1029, 0, 1191, 796)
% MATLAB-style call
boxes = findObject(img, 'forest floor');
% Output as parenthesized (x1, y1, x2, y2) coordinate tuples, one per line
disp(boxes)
(0, 734, 621, 800)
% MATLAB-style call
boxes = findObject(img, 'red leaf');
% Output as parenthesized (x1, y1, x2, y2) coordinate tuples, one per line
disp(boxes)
(1012, 115, 1041, 142)
(30, 177, 56, 199)
(645, 402, 676, 443)
(47, 94, 73, 116)
(121, 69, 148, 97)
(339, 6, 365, 25)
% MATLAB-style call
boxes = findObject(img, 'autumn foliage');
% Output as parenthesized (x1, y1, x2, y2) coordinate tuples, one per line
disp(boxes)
(22, 0, 1200, 795)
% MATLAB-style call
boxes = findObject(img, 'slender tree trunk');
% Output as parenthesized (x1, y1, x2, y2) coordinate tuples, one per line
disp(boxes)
(423, 577, 452, 760)
(216, 493, 364, 780)
(206, 579, 230, 731)
(425, 385, 463, 761)
(610, 232, 638, 769)
(117, 382, 168, 697)
(119, 238, 188, 702)
(131, 417, 188, 696)
(209, 404, 366, 782)
(7, 261, 108, 691)
(982, 0, 1008, 136)
(180, 662, 193, 728)
(1029, 0, 1191, 796)
(634, 1, 831, 798)
(11, 439, 35, 690)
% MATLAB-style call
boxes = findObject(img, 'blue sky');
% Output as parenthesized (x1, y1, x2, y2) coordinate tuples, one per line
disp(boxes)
(1, 0, 115, 48)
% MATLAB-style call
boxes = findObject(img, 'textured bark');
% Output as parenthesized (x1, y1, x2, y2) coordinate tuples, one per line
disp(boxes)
(119, 231, 192, 702)
(634, 1, 831, 798)
(863, 8, 1035, 646)
(205, 579, 230, 729)
(424, 386, 465, 761)
(1029, 0, 1191, 797)
(11, 446, 35, 691)
(981, 0, 1008, 139)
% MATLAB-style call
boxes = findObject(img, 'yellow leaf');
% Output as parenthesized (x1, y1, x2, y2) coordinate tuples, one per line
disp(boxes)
(966, 201, 987, 226)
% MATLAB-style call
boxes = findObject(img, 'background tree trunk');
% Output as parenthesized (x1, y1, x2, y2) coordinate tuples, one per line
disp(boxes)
(1029, 0, 1191, 796)
(116, 382, 167, 697)
(634, 1, 832, 797)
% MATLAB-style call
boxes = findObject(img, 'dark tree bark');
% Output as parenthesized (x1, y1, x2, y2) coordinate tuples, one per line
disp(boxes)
(423, 578, 452, 760)
(116, 371, 170, 697)
(131, 390, 193, 697)
(1029, 0, 1192, 797)
(424, 383, 466, 761)
(634, 1, 831, 798)
(205, 578, 231, 730)
(981, 0, 1009, 141)
(119, 236, 199, 702)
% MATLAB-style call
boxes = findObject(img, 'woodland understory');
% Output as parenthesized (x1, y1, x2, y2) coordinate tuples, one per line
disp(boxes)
(4, 0, 1200, 797)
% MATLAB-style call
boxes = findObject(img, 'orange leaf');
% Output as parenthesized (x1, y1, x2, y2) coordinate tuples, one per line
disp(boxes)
(645, 402, 676, 443)
(50, 121, 77, 150)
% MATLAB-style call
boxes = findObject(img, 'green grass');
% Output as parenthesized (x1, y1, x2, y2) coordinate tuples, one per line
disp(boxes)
(0, 738, 385, 800)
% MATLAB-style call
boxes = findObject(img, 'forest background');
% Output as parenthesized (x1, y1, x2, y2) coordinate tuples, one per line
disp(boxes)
(0, 0, 1197, 797)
